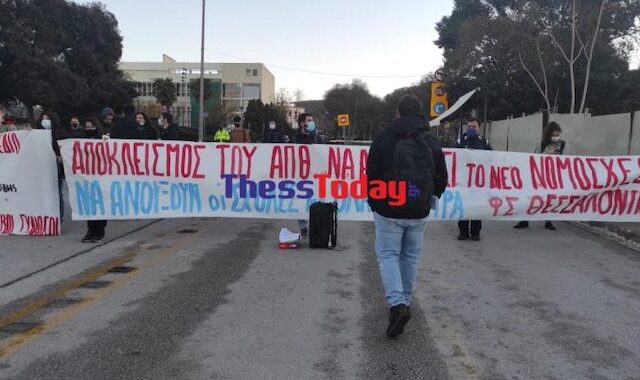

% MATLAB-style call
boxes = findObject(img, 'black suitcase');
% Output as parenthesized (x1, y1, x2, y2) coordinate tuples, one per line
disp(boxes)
(308, 202, 338, 249)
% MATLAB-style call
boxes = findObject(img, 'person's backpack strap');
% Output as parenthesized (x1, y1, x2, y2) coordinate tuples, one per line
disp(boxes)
(560, 140, 566, 154)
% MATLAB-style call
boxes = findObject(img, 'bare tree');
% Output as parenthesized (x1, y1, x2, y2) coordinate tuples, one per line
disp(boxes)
(578, 0, 607, 114)
(544, 0, 582, 113)
(519, 39, 552, 113)
(293, 89, 305, 102)
(275, 88, 291, 107)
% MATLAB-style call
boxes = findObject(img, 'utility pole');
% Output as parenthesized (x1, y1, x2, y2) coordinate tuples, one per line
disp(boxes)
(198, 0, 206, 142)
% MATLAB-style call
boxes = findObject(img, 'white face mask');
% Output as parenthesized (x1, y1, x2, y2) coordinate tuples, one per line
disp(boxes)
(41, 119, 52, 129)
(551, 136, 561, 143)
(269, 123, 276, 130)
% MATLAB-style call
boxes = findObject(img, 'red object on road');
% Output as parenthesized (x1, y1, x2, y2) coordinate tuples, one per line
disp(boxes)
(278, 242, 299, 249)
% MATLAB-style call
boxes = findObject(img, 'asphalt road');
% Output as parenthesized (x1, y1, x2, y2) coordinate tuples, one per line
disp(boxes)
(1, 218, 639, 379)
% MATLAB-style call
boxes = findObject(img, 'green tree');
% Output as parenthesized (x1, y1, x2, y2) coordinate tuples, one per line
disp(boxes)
(323, 80, 385, 140)
(0, 0, 134, 120)
(190, 78, 214, 102)
(152, 78, 177, 108)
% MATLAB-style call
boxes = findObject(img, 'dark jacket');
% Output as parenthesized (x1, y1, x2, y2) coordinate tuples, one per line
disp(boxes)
(295, 131, 315, 144)
(366, 115, 448, 219)
(456, 134, 492, 150)
(161, 123, 180, 140)
(112, 117, 157, 140)
(69, 127, 85, 139)
(263, 129, 283, 143)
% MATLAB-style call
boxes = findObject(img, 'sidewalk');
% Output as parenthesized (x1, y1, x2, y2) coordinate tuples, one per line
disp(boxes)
(574, 222, 640, 249)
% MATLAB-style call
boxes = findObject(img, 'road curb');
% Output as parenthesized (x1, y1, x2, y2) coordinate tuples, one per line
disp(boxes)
(568, 222, 640, 253)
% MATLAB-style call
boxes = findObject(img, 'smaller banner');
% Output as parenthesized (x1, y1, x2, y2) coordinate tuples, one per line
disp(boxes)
(0, 130, 60, 236)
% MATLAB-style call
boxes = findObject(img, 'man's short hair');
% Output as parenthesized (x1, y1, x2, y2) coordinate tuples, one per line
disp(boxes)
(397, 95, 424, 116)
(467, 116, 482, 125)
(298, 113, 311, 125)
(233, 116, 242, 124)
(161, 112, 174, 124)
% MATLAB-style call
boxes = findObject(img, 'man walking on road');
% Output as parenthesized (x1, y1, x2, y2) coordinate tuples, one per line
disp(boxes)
(367, 95, 448, 337)
(456, 116, 492, 241)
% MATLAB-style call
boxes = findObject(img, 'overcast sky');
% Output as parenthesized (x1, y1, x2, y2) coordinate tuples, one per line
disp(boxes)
(79, 0, 454, 100)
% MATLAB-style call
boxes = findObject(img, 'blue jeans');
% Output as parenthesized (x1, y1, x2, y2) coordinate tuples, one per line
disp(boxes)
(373, 212, 428, 307)
(298, 219, 308, 230)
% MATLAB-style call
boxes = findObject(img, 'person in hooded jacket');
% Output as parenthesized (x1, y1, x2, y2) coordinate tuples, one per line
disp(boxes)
(98, 107, 115, 137)
(455, 116, 492, 241)
(263, 120, 283, 143)
(367, 94, 448, 337)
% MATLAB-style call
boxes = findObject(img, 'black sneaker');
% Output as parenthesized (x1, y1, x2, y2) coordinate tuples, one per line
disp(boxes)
(514, 221, 529, 229)
(471, 235, 481, 241)
(90, 234, 105, 243)
(457, 234, 469, 241)
(387, 304, 411, 338)
(300, 228, 308, 239)
(545, 222, 557, 231)
(81, 233, 94, 243)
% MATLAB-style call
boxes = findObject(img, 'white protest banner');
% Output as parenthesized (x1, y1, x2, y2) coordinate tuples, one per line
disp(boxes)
(0, 130, 60, 236)
(59, 139, 640, 222)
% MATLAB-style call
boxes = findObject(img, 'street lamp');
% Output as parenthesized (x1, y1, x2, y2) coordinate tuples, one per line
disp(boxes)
(198, 0, 206, 142)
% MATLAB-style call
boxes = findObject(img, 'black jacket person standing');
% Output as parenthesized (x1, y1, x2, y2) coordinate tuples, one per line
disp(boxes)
(455, 116, 492, 241)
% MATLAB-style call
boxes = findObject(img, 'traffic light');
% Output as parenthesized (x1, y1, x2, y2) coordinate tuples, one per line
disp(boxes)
(430, 81, 448, 118)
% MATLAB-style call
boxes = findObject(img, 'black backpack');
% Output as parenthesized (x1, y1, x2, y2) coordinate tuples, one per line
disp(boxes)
(309, 202, 338, 249)
(387, 130, 436, 217)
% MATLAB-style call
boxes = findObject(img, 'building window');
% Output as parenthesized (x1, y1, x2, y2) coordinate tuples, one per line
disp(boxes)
(223, 99, 242, 112)
(246, 69, 252, 77)
(223, 83, 242, 98)
(252, 69, 258, 77)
(242, 84, 261, 99)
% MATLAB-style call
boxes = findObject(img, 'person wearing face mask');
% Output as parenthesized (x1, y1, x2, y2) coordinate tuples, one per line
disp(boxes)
(98, 107, 115, 137)
(230, 115, 251, 143)
(296, 113, 317, 145)
(79, 117, 108, 242)
(294, 113, 316, 238)
(456, 116, 492, 241)
(514, 122, 566, 231)
(262, 120, 283, 143)
(38, 111, 67, 221)
(68, 115, 85, 139)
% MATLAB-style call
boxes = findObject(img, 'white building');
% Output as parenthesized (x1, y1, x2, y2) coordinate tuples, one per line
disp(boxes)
(119, 54, 276, 128)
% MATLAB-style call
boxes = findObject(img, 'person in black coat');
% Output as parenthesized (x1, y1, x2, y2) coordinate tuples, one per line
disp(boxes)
(263, 120, 283, 143)
(455, 116, 492, 241)
(366, 109, 448, 220)
(111, 105, 157, 140)
(294, 113, 315, 237)
(81, 117, 109, 243)
(160, 112, 181, 140)
(134, 112, 160, 140)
